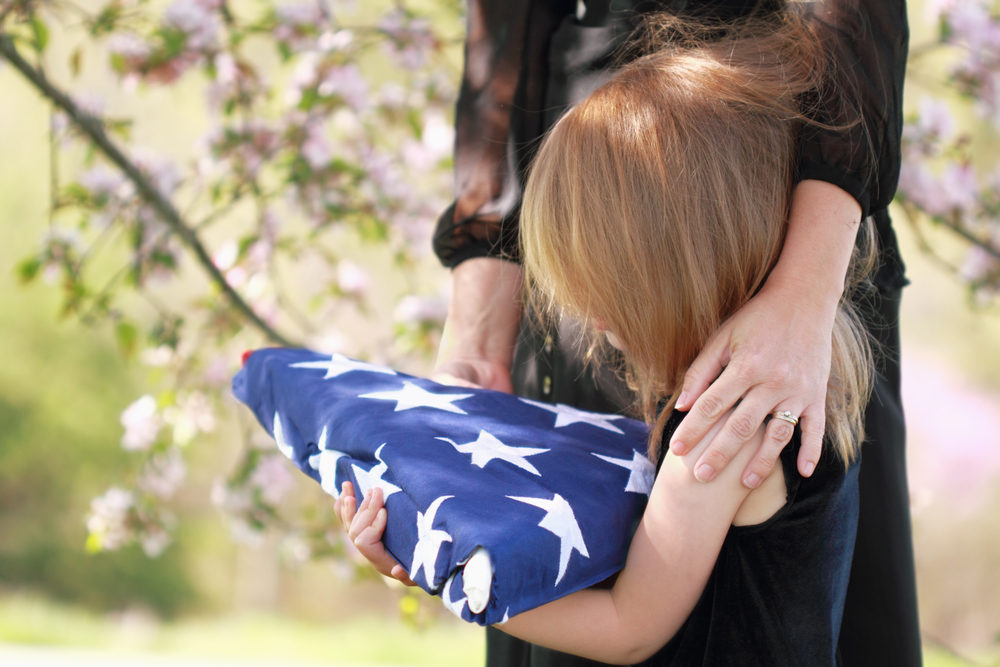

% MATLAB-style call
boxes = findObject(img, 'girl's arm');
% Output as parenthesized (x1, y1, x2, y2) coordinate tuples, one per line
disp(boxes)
(346, 419, 773, 664)
(497, 421, 764, 664)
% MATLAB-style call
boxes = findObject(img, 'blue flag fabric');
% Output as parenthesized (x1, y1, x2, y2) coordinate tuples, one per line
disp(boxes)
(232, 347, 652, 625)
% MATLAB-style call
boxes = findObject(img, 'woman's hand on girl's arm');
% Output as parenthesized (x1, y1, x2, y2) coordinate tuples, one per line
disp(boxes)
(335, 483, 416, 586)
(668, 180, 862, 487)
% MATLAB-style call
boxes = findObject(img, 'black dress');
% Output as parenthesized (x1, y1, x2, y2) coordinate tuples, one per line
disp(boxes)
(433, 1, 918, 665)
(636, 413, 860, 666)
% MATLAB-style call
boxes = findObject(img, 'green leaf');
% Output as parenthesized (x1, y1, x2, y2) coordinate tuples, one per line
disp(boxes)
(31, 16, 49, 53)
(16, 257, 42, 283)
(70, 48, 83, 77)
(115, 321, 139, 358)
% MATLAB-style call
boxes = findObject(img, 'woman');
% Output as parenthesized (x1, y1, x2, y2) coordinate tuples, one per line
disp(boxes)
(431, 0, 916, 664)
(343, 11, 878, 664)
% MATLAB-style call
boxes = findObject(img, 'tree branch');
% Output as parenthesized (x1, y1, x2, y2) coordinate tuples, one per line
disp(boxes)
(0, 29, 299, 347)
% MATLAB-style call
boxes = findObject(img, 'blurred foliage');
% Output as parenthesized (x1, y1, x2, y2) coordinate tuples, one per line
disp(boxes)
(0, 288, 198, 616)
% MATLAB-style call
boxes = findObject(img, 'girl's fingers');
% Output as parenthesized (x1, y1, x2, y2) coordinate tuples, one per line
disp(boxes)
(338, 482, 357, 527)
(354, 507, 388, 547)
(389, 564, 417, 587)
(348, 487, 384, 541)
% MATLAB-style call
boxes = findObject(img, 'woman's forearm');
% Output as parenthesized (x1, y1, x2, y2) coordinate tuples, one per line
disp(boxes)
(765, 179, 862, 315)
(434, 257, 523, 392)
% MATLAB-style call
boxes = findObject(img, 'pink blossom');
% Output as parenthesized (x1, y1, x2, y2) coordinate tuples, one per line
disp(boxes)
(378, 10, 435, 70)
(163, 391, 216, 444)
(944, 3, 1000, 52)
(393, 294, 448, 325)
(905, 98, 954, 151)
(78, 166, 127, 204)
(904, 352, 1000, 513)
(121, 394, 161, 451)
(317, 64, 369, 110)
(274, 3, 325, 52)
(212, 239, 238, 271)
(86, 487, 136, 550)
(898, 162, 949, 217)
(959, 243, 1000, 284)
(250, 454, 296, 505)
(140, 525, 172, 557)
(422, 112, 455, 159)
(940, 163, 980, 214)
(301, 121, 332, 169)
(318, 30, 354, 53)
(139, 450, 187, 499)
(134, 152, 181, 198)
(202, 356, 231, 386)
(336, 259, 370, 297)
(164, 0, 220, 52)
(108, 33, 151, 64)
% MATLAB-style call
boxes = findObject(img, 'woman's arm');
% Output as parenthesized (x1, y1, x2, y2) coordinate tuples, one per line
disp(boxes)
(432, 257, 523, 393)
(670, 180, 860, 486)
(668, 0, 908, 487)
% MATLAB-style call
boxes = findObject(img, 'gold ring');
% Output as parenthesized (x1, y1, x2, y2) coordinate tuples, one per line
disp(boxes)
(772, 410, 799, 426)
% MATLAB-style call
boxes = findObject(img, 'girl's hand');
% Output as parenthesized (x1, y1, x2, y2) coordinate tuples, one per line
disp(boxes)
(335, 483, 416, 586)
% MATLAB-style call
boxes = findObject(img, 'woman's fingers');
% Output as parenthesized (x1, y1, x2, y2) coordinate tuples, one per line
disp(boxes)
(671, 328, 731, 425)
(670, 358, 749, 458)
(684, 384, 779, 481)
(738, 404, 803, 487)
(796, 404, 825, 477)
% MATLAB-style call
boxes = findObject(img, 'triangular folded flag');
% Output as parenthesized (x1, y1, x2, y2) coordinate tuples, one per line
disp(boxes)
(233, 347, 652, 625)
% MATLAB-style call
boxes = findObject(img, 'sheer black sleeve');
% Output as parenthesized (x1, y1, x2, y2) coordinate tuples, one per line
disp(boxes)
(797, 0, 909, 218)
(432, 0, 576, 268)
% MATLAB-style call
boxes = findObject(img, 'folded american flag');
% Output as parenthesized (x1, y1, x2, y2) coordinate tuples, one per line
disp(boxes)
(232, 347, 652, 624)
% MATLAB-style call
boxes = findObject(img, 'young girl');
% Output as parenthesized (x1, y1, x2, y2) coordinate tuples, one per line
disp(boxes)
(340, 11, 873, 665)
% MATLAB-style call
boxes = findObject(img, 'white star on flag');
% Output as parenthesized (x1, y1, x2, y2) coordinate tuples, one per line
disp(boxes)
(508, 493, 590, 586)
(273, 412, 294, 460)
(410, 495, 454, 586)
(352, 443, 402, 501)
(360, 381, 473, 414)
(520, 398, 626, 434)
(308, 426, 348, 498)
(592, 450, 655, 495)
(290, 353, 397, 379)
(436, 430, 549, 476)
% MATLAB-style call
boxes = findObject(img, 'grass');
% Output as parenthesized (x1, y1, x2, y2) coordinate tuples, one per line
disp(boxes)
(0, 593, 484, 666)
(2, 593, 997, 667)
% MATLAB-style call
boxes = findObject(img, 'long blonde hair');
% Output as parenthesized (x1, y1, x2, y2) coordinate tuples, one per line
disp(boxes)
(521, 12, 873, 464)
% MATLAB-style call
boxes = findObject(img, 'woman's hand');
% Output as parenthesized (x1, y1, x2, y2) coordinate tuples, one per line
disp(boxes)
(335, 482, 416, 586)
(433, 257, 523, 393)
(669, 180, 862, 488)
(669, 281, 832, 487)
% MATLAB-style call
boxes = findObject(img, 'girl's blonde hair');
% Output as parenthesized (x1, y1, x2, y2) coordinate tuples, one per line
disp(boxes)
(521, 12, 873, 464)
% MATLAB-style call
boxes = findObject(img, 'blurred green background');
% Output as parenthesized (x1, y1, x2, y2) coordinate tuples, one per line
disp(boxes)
(1, 2, 1000, 666)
